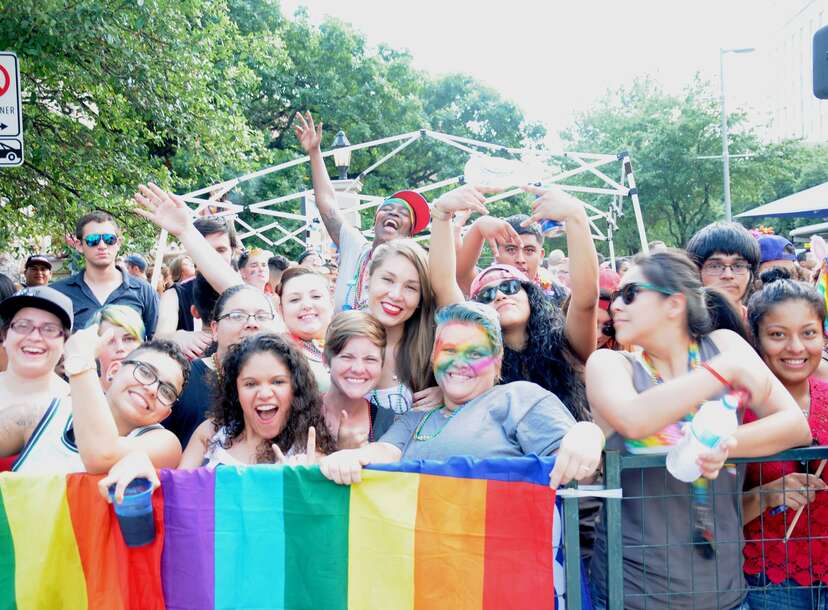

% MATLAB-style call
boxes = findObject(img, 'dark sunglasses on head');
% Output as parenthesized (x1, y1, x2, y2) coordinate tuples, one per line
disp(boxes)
(610, 282, 675, 305)
(84, 233, 118, 248)
(473, 278, 522, 304)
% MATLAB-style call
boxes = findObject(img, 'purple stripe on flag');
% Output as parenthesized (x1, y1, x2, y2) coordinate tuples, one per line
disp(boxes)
(160, 468, 215, 610)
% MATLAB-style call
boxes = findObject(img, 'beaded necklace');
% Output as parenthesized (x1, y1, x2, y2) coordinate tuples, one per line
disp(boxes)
(345, 248, 372, 311)
(414, 403, 466, 442)
(292, 334, 325, 362)
(211, 353, 223, 386)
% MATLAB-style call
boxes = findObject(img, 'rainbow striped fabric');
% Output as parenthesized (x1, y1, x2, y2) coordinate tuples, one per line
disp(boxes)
(818, 258, 828, 334)
(0, 456, 568, 610)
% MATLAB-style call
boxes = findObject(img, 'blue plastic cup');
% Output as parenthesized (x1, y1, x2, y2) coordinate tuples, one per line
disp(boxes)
(109, 478, 156, 547)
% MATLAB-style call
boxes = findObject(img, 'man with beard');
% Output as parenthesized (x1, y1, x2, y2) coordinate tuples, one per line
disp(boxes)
(294, 112, 430, 312)
(52, 211, 159, 336)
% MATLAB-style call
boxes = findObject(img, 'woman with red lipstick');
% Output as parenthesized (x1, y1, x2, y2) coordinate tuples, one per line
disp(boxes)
(277, 267, 334, 392)
(742, 271, 828, 607)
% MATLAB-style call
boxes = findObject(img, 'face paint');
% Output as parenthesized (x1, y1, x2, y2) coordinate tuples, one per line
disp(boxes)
(431, 324, 497, 382)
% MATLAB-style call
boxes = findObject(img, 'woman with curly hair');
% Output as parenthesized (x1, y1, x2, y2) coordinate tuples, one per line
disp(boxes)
(183, 333, 335, 467)
(426, 184, 592, 422)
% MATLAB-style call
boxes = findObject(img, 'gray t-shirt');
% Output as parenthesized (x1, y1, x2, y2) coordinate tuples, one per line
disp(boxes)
(333, 223, 370, 312)
(379, 381, 576, 461)
(590, 335, 746, 610)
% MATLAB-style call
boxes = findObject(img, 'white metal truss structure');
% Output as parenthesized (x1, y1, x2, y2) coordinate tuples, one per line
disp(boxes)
(149, 130, 648, 287)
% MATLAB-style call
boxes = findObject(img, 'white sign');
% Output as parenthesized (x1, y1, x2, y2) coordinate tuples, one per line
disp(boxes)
(0, 52, 22, 167)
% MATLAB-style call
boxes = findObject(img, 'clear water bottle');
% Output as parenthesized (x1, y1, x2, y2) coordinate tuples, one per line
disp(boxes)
(463, 154, 542, 189)
(665, 392, 742, 483)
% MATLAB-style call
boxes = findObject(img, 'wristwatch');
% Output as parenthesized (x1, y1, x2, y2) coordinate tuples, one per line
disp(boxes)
(63, 356, 97, 378)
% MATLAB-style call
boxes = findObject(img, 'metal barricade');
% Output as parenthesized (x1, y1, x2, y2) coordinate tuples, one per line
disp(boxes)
(597, 445, 828, 610)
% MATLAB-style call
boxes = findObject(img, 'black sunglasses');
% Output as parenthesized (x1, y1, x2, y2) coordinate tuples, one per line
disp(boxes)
(601, 321, 615, 338)
(84, 233, 118, 247)
(610, 282, 675, 306)
(473, 279, 522, 304)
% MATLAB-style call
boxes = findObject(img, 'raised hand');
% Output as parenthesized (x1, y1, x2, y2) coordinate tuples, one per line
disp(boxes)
(64, 323, 114, 364)
(336, 411, 370, 450)
(294, 111, 324, 154)
(433, 184, 491, 218)
(273, 426, 318, 466)
(133, 183, 193, 237)
(521, 184, 586, 227)
(472, 216, 521, 257)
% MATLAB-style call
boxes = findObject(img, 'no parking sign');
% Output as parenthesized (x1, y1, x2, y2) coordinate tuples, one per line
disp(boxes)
(0, 52, 22, 167)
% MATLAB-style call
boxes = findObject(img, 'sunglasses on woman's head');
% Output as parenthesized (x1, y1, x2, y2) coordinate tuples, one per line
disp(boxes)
(473, 278, 522, 304)
(610, 282, 675, 305)
(84, 233, 118, 248)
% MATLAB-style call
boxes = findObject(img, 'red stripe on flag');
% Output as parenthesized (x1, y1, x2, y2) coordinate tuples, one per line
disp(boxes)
(482, 480, 556, 610)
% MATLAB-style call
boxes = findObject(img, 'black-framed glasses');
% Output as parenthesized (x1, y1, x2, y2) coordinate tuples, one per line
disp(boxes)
(8, 319, 65, 339)
(122, 359, 180, 406)
(610, 282, 675, 306)
(84, 233, 118, 248)
(473, 279, 522, 305)
(701, 261, 751, 276)
(216, 310, 275, 324)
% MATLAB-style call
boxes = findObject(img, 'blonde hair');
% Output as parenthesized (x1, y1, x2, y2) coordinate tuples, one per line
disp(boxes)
(87, 304, 145, 341)
(368, 239, 436, 391)
(324, 311, 387, 363)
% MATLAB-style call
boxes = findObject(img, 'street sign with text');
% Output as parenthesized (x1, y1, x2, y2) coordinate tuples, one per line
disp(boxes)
(0, 52, 22, 167)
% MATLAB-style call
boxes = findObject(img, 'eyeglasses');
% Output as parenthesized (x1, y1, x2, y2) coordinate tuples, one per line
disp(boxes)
(610, 282, 675, 305)
(83, 233, 118, 248)
(473, 279, 522, 305)
(701, 261, 751, 276)
(216, 310, 275, 324)
(8, 319, 65, 339)
(122, 360, 180, 406)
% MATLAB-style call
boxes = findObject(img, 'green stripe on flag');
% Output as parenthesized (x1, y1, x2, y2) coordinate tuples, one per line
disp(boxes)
(0, 477, 16, 609)
(283, 467, 349, 610)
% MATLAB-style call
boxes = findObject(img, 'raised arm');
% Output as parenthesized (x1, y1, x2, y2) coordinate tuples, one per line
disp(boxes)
(456, 216, 521, 295)
(63, 325, 182, 474)
(134, 183, 242, 294)
(429, 185, 490, 307)
(523, 185, 598, 361)
(294, 112, 345, 247)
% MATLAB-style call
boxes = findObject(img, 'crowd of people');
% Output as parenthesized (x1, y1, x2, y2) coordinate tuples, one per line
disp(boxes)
(2, 111, 827, 609)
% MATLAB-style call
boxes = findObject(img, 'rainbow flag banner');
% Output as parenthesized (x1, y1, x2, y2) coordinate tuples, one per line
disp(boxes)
(0, 456, 568, 610)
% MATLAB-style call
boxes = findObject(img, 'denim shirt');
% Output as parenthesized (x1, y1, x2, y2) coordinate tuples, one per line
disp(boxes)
(51, 267, 159, 336)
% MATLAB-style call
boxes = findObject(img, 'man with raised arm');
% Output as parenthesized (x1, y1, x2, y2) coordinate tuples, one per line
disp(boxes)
(294, 112, 431, 312)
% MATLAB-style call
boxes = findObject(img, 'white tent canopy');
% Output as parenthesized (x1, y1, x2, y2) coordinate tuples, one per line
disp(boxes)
(736, 181, 828, 219)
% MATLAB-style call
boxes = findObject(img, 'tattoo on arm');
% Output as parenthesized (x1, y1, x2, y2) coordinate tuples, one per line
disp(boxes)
(319, 207, 344, 246)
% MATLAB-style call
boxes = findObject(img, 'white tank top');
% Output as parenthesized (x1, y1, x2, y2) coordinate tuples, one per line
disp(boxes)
(13, 398, 163, 475)
(202, 427, 247, 469)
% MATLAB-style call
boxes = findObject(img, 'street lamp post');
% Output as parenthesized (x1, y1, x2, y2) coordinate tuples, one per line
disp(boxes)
(720, 47, 754, 222)
(331, 130, 352, 180)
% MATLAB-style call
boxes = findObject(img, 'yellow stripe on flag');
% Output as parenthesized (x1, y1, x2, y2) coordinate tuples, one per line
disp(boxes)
(0, 474, 88, 610)
(348, 469, 419, 610)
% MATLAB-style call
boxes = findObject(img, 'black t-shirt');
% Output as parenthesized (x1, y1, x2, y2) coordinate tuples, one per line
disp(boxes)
(171, 280, 196, 332)
(163, 358, 216, 448)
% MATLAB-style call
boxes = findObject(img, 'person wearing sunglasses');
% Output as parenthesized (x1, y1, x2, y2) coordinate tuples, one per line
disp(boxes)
(586, 249, 811, 610)
(2, 317, 190, 475)
(52, 211, 160, 337)
(425, 184, 594, 424)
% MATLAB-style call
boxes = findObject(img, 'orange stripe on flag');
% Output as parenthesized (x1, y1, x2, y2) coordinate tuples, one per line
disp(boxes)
(414, 473, 487, 610)
(66, 474, 126, 610)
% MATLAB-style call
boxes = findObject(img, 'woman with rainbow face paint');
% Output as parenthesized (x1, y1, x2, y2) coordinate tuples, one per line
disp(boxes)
(585, 249, 811, 610)
(319, 301, 605, 490)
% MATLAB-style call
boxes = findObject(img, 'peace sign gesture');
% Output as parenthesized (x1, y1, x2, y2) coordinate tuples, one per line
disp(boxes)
(272, 426, 318, 466)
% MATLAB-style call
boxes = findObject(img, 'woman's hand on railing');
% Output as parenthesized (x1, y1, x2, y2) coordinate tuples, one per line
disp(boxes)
(762, 472, 827, 511)
(549, 421, 604, 488)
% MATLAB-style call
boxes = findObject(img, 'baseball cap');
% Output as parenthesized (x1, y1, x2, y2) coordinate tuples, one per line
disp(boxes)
(25, 255, 52, 270)
(125, 254, 148, 272)
(0, 286, 74, 332)
(758, 235, 797, 264)
(469, 264, 530, 299)
(378, 191, 431, 235)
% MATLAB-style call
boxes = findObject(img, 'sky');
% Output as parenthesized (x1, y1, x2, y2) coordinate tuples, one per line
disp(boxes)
(279, 0, 799, 145)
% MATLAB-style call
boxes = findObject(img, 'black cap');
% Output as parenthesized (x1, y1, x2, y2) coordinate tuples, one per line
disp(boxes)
(25, 255, 52, 270)
(0, 286, 74, 332)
